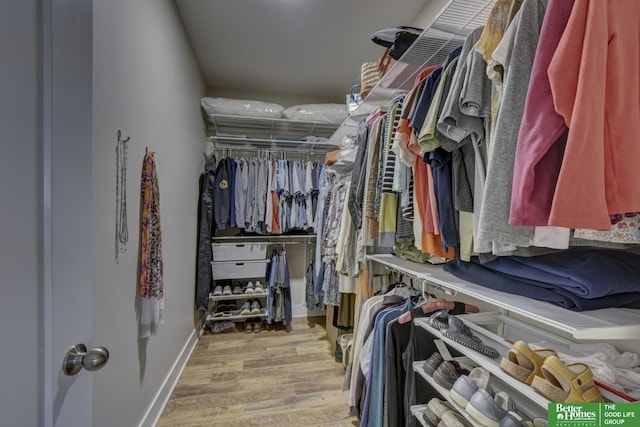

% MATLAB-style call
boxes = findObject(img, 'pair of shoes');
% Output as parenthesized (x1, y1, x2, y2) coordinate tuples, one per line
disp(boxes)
(449, 366, 491, 408)
(432, 360, 469, 390)
(499, 411, 548, 427)
(422, 398, 453, 426)
(253, 281, 266, 294)
(244, 281, 265, 295)
(423, 351, 444, 376)
(530, 355, 603, 403)
(466, 389, 514, 427)
(232, 283, 243, 295)
(243, 318, 263, 333)
(428, 310, 450, 330)
(215, 302, 237, 317)
(500, 341, 557, 385)
(422, 406, 439, 426)
(439, 410, 472, 426)
(440, 315, 500, 359)
(211, 321, 236, 334)
(239, 300, 262, 316)
(212, 285, 223, 296)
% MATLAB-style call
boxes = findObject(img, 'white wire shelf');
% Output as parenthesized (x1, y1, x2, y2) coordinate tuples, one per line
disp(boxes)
(327, 0, 496, 144)
(206, 309, 267, 322)
(207, 136, 339, 154)
(367, 254, 640, 340)
(203, 113, 341, 140)
(414, 320, 551, 414)
(209, 294, 267, 302)
(409, 404, 430, 427)
(211, 234, 316, 242)
(413, 358, 547, 423)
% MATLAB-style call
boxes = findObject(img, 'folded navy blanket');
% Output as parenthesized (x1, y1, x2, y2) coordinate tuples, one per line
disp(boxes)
(475, 248, 640, 298)
(443, 253, 640, 311)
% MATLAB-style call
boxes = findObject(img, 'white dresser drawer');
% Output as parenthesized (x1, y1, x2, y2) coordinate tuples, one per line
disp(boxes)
(211, 260, 268, 280)
(211, 242, 268, 261)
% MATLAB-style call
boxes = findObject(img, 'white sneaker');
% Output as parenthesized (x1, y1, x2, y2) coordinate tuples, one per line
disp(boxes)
(250, 300, 261, 315)
(222, 285, 232, 296)
(244, 282, 255, 295)
(212, 285, 223, 296)
(253, 281, 265, 294)
(239, 301, 251, 316)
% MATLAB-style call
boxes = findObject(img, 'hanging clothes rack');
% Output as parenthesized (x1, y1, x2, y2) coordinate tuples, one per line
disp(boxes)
(375, 262, 457, 298)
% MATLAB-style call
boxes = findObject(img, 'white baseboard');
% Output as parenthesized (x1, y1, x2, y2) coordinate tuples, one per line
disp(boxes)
(138, 320, 204, 427)
(292, 304, 325, 318)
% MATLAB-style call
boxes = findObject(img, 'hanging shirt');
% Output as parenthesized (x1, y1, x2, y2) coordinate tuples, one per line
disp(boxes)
(547, 0, 640, 229)
(245, 159, 255, 231)
(234, 158, 248, 229)
(509, 0, 575, 226)
(475, 0, 547, 250)
(228, 157, 237, 228)
(264, 159, 274, 234)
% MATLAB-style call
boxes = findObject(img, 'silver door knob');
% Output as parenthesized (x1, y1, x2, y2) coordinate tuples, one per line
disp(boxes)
(63, 344, 110, 376)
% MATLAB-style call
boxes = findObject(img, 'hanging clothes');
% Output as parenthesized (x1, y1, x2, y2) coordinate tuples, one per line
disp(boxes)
(545, 0, 640, 229)
(509, 0, 575, 226)
(212, 155, 321, 235)
(195, 154, 217, 311)
(266, 249, 292, 326)
(138, 150, 164, 338)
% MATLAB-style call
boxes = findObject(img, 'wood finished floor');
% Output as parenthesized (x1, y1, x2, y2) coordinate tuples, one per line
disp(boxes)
(157, 317, 358, 427)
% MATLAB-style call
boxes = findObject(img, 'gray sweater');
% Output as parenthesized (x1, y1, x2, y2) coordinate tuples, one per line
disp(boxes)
(476, 0, 548, 250)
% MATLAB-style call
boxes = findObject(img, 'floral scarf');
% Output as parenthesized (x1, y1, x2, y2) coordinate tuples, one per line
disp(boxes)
(138, 150, 164, 337)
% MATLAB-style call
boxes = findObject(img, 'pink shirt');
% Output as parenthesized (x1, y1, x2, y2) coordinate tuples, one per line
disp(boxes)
(547, 0, 640, 230)
(509, 0, 574, 226)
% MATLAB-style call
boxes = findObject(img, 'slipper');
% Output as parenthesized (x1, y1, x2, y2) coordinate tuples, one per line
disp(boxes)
(531, 355, 603, 403)
(428, 310, 450, 330)
(440, 315, 500, 359)
(253, 319, 263, 333)
(500, 341, 557, 385)
(423, 351, 443, 376)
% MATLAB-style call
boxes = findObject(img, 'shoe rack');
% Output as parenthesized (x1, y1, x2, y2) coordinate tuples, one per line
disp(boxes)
(206, 241, 269, 325)
(208, 282, 268, 323)
(366, 254, 639, 425)
(410, 312, 637, 426)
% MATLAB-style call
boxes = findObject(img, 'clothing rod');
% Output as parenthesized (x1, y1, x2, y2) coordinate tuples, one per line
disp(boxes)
(378, 264, 456, 296)
(212, 235, 316, 242)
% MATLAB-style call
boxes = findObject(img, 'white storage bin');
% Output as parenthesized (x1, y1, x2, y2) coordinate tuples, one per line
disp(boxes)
(212, 242, 267, 261)
(211, 260, 268, 280)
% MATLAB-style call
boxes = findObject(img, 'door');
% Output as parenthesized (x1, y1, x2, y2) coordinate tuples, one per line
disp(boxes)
(1, 1, 95, 426)
(43, 0, 95, 426)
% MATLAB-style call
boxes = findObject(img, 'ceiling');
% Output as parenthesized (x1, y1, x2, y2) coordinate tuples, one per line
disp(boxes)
(175, 0, 431, 103)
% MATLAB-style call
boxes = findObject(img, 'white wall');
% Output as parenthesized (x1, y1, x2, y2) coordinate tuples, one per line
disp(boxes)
(411, 0, 450, 29)
(91, 1, 206, 426)
(0, 2, 40, 426)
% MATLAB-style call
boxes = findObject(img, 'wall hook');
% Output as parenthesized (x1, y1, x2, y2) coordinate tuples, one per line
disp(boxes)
(117, 130, 130, 144)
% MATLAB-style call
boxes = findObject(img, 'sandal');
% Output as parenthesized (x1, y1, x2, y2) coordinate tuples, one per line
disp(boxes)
(531, 355, 604, 403)
(500, 341, 557, 385)
(244, 319, 254, 333)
